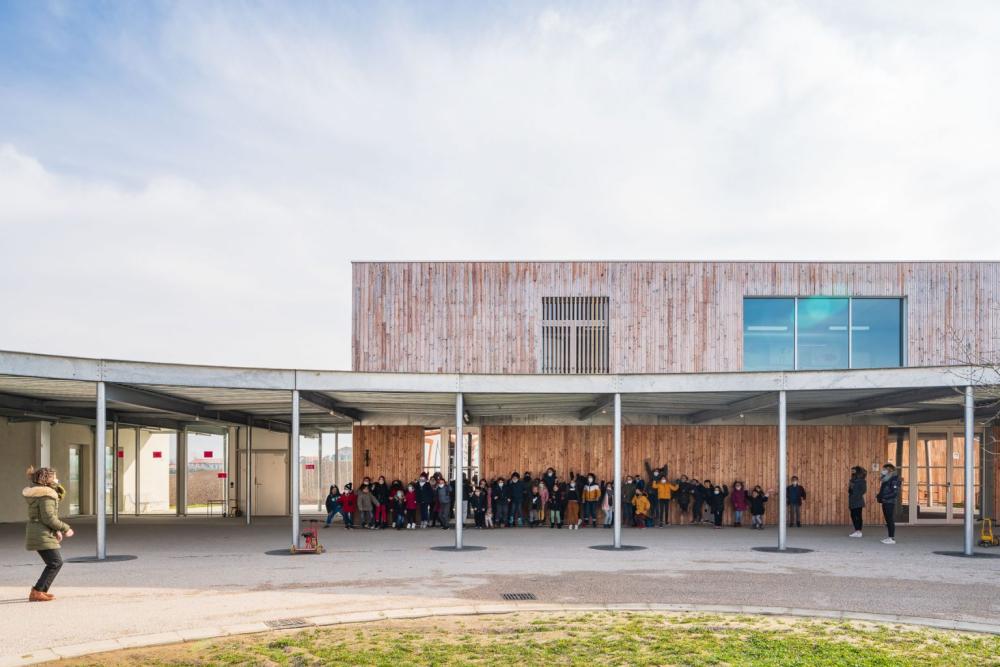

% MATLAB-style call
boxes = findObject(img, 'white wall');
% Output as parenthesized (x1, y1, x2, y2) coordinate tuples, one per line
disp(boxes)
(0, 417, 38, 523)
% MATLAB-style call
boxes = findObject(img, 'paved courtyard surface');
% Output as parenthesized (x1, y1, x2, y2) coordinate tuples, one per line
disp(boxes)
(1, 517, 999, 662)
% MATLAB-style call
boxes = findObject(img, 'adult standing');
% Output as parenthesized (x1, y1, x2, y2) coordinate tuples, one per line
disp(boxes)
(436, 477, 452, 530)
(416, 473, 434, 528)
(848, 467, 867, 538)
(24, 466, 73, 602)
(876, 463, 902, 545)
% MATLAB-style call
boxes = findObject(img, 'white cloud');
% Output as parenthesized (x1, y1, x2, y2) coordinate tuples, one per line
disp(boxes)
(1, 2, 999, 368)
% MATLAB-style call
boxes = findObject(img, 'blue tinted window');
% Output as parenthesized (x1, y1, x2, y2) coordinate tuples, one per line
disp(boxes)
(797, 298, 849, 370)
(851, 299, 903, 368)
(743, 298, 794, 370)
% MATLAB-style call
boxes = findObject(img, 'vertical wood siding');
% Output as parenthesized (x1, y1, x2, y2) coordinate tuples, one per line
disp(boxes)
(351, 425, 423, 485)
(352, 262, 1000, 373)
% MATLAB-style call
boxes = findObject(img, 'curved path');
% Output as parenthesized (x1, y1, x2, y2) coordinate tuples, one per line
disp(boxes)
(2, 518, 999, 665)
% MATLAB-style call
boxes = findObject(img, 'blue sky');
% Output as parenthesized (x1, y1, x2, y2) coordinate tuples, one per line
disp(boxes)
(1, 1, 999, 369)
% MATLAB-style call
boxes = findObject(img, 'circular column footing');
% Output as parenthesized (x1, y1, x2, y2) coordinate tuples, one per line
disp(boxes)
(430, 545, 487, 552)
(933, 550, 1000, 559)
(589, 544, 647, 551)
(752, 546, 814, 554)
(66, 555, 138, 563)
(264, 548, 328, 556)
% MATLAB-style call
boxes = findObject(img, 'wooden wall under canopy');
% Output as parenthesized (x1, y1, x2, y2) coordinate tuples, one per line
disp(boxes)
(351, 425, 423, 486)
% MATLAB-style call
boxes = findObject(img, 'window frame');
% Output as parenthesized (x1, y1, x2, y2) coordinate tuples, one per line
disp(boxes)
(742, 296, 906, 371)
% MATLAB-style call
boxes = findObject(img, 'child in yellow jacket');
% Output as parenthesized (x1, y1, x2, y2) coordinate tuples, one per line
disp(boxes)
(651, 477, 679, 526)
(632, 489, 651, 528)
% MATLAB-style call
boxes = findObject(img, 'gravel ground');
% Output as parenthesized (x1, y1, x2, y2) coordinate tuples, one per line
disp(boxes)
(1, 517, 999, 659)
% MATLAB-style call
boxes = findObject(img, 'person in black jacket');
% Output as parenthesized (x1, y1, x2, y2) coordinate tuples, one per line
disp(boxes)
(748, 488, 769, 529)
(416, 474, 435, 528)
(708, 484, 729, 528)
(492, 478, 509, 528)
(506, 473, 525, 527)
(691, 479, 711, 525)
(542, 467, 557, 493)
(876, 463, 902, 544)
(786, 476, 806, 527)
(848, 466, 867, 538)
(674, 475, 692, 522)
(470, 487, 487, 528)
(372, 476, 390, 529)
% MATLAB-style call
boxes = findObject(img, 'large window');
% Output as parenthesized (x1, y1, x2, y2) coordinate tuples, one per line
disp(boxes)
(743, 297, 904, 371)
(541, 296, 609, 374)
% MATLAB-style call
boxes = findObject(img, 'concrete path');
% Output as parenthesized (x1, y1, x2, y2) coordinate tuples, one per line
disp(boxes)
(1, 517, 999, 664)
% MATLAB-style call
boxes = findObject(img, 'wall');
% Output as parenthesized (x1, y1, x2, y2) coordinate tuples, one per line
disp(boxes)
(352, 261, 1000, 373)
(478, 424, 889, 526)
(0, 418, 38, 522)
(352, 425, 423, 485)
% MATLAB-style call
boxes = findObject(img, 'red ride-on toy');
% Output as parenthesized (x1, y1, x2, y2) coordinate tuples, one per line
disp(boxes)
(291, 520, 325, 554)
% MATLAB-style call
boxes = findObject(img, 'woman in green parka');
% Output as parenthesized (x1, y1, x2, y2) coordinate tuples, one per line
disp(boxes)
(24, 466, 74, 601)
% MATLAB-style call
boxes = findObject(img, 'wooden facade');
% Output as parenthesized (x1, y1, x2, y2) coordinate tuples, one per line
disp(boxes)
(352, 425, 423, 485)
(352, 261, 1000, 374)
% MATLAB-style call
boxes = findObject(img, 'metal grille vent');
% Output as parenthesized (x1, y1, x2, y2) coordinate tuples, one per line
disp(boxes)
(502, 593, 537, 601)
(541, 297, 609, 374)
(265, 618, 312, 629)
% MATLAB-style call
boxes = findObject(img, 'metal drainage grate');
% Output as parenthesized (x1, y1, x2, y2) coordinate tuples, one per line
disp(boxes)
(502, 593, 537, 601)
(265, 618, 312, 630)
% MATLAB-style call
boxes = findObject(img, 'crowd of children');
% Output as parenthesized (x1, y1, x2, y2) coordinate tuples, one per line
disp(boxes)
(322, 464, 792, 531)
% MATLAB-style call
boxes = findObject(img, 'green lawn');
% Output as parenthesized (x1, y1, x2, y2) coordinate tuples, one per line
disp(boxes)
(59, 611, 1000, 666)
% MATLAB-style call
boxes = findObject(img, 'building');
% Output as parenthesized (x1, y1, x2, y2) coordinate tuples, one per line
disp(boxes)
(0, 260, 998, 555)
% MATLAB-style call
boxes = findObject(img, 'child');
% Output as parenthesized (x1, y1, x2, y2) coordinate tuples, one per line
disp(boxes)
(582, 475, 601, 528)
(651, 475, 678, 526)
(339, 483, 357, 529)
(601, 482, 614, 528)
(632, 488, 650, 528)
(480, 480, 494, 528)
(708, 484, 729, 529)
(749, 488, 769, 529)
(404, 484, 418, 529)
(786, 476, 807, 527)
(564, 482, 581, 529)
(391, 489, 407, 529)
(416, 473, 434, 528)
(492, 478, 508, 529)
(529, 485, 543, 527)
(470, 487, 487, 529)
(688, 478, 704, 524)
(323, 485, 341, 528)
(547, 482, 564, 528)
(357, 483, 376, 529)
(730, 481, 748, 527)
(674, 475, 692, 524)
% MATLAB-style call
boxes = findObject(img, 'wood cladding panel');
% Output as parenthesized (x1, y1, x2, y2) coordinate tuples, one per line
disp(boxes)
(352, 425, 423, 485)
(352, 261, 1000, 374)
(480, 424, 888, 526)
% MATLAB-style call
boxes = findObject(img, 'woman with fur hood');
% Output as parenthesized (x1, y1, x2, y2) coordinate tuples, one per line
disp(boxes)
(24, 466, 74, 602)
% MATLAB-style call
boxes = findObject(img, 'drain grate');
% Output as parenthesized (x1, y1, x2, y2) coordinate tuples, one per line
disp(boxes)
(265, 618, 312, 629)
(502, 593, 537, 601)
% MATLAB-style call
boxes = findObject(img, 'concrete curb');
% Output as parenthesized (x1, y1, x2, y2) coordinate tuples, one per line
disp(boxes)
(4, 602, 1000, 666)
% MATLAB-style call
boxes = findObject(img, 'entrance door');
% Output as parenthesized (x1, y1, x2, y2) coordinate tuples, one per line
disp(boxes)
(67, 445, 82, 516)
(911, 430, 982, 523)
(253, 451, 288, 516)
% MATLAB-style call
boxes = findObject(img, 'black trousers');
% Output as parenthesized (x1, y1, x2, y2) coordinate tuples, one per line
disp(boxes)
(35, 549, 63, 592)
(881, 503, 895, 538)
(850, 507, 864, 531)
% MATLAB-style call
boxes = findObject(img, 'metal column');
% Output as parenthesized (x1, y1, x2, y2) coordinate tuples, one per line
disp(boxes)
(291, 390, 301, 549)
(318, 433, 324, 512)
(778, 390, 787, 552)
(613, 392, 622, 549)
(95, 381, 107, 561)
(134, 427, 140, 517)
(246, 417, 253, 525)
(112, 420, 119, 524)
(176, 428, 187, 516)
(964, 386, 975, 556)
(455, 393, 464, 550)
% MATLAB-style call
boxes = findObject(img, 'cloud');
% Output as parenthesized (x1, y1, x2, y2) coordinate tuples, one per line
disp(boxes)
(1, 2, 999, 368)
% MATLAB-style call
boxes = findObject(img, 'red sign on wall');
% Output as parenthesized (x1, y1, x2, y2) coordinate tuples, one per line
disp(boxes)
(117, 450, 124, 458)
(305, 464, 316, 470)
(204, 451, 214, 458)
(217, 472, 228, 479)
(152, 451, 162, 459)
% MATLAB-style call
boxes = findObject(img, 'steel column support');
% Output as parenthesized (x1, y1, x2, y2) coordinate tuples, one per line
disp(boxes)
(964, 385, 975, 556)
(246, 417, 253, 526)
(455, 393, 464, 550)
(291, 390, 300, 549)
(778, 390, 787, 552)
(176, 427, 187, 516)
(134, 427, 140, 517)
(318, 433, 324, 512)
(112, 420, 119, 524)
(613, 392, 622, 549)
(95, 381, 107, 561)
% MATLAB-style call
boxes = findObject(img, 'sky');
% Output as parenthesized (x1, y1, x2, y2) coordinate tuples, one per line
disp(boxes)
(1, 1, 998, 370)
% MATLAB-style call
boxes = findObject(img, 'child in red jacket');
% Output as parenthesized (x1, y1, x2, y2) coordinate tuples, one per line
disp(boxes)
(404, 484, 418, 529)
(339, 484, 357, 528)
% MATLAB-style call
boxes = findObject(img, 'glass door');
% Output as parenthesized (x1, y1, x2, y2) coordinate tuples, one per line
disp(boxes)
(911, 429, 982, 523)
(67, 445, 82, 516)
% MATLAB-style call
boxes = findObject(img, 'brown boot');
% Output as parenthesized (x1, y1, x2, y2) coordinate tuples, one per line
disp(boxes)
(29, 588, 51, 602)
